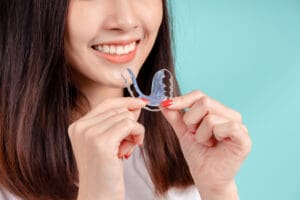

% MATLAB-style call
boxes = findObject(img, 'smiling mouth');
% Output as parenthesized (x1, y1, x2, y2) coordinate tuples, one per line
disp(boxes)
(91, 40, 140, 64)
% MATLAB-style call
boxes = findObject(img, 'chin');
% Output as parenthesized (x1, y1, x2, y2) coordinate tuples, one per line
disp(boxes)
(107, 79, 129, 89)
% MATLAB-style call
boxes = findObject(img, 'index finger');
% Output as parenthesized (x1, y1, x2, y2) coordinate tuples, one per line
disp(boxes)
(164, 90, 206, 109)
(164, 90, 242, 123)
(82, 97, 147, 120)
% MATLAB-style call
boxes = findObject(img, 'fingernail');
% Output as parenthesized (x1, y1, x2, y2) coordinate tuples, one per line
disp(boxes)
(160, 99, 173, 107)
(140, 98, 149, 104)
(125, 153, 132, 159)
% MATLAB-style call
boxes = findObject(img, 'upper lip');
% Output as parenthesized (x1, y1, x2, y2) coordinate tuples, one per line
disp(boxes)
(92, 39, 140, 46)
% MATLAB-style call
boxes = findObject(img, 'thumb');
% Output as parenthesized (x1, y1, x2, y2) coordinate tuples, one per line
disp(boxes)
(129, 107, 142, 121)
(161, 108, 187, 139)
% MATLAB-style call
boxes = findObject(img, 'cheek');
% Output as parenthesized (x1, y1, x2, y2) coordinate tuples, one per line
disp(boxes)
(65, 2, 100, 47)
(137, 0, 163, 36)
(146, 3, 163, 34)
(64, 4, 97, 68)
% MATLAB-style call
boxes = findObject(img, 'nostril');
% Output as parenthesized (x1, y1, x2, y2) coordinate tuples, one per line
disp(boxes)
(103, 10, 139, 32)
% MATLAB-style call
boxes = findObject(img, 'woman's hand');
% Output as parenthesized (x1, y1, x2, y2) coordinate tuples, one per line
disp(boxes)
(161, 90, 252, 200)
(68, 97, 147, 200)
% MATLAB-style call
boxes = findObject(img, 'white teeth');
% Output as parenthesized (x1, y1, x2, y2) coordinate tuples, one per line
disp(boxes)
(93, 42, 136, 55)
(109, 46, 116, 54)
(116, 46, 123, 55)
(103, 45, 109, 53)
(129, 43, 134, 51)
(125, 45, 130, 53)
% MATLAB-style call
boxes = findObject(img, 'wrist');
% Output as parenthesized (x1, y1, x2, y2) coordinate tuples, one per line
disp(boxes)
(197, 181, 239, 200)
(77, 193, 124, 200)
(77, 178, 125, 200)
(77, 189, 124, 200)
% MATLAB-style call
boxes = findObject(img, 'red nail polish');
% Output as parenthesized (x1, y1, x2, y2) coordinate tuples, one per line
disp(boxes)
(125, 153, 132, 159)
(140, 98, 149, 103)
(161, 99, 173, 107)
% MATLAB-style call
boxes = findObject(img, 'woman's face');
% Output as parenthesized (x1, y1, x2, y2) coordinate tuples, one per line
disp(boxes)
(65, 0, 163, 89)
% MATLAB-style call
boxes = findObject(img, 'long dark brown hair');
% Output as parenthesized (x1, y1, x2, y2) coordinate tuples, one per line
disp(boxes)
(0, 0, 194, 199)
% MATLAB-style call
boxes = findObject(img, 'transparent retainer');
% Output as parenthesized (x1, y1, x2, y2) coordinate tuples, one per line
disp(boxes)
(121, 68, 174, 112)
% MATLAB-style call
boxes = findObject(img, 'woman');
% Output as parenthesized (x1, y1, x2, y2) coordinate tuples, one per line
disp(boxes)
(0, 0, 252, 199)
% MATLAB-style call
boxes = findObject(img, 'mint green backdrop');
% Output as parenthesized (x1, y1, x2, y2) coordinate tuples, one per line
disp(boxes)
(172, 1, 300, 199)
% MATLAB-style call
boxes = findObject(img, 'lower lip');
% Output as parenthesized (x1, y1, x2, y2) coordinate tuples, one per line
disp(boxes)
(92, 44, 137, 64)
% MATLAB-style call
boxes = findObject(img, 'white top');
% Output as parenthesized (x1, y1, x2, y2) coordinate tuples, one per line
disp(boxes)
(0, 148, 201, 200)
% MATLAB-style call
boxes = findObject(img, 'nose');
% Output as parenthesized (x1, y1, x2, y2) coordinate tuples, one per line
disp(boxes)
(103, 1, 139, 32)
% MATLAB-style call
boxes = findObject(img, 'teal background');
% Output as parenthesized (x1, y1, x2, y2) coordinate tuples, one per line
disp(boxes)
(172, 0, 300, 199)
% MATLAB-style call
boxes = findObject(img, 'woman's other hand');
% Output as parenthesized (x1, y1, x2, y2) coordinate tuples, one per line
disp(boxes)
(161, 90, 252, 200)
(68, 97, 147, 200)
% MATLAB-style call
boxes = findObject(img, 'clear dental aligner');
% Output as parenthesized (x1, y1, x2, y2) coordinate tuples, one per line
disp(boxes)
(121, 68, 174, 112)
